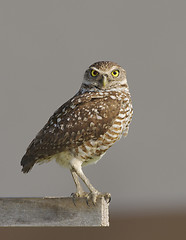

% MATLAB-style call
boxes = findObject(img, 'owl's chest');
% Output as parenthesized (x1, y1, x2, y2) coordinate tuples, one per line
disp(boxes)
(56, 94, 132, 166)
(77, 105, 127, 165)
(101, 104, 127, 145)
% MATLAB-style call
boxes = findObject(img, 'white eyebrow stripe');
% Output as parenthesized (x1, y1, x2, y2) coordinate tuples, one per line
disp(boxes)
(90, 67, 102, 73)
(90, 66, 121, 74)
(109, 66, 120, 72)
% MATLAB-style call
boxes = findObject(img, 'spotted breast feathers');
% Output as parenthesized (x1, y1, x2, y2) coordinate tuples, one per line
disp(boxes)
(22, 91, 127, 165)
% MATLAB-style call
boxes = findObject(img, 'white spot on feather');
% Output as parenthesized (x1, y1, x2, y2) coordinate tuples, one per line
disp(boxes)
(57, 118, 61, 122)
(90, 122, 95, 127)
(70, 104, 76, 109)
(96, 115, 102, 120)
(110, 95, 116, 100)
(118, 113, 125, 118)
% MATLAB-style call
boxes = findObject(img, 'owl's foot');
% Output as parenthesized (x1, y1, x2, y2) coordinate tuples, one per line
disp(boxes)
(87, 191, 111, 205)
(71, 191, 111, 205)
(71, 191, 89, 206)
(71, 191, 89, 199)
(70, 163, 111, 205)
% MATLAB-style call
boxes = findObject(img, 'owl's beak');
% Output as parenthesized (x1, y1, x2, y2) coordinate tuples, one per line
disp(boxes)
(100, 75, 108, 88)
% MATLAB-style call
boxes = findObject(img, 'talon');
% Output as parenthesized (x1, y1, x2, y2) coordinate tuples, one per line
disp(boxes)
(88, 192, 111, 204)
(86, 196, 90, 206)
(71, 192, 77, 198)
(72, 197, 77, 206)
(108, 196, 111, 203)
(71, 192, 79, 206)
(86, 191, 101, 205)
(103, 193, 111, 203)
(70, 191, 89, 203)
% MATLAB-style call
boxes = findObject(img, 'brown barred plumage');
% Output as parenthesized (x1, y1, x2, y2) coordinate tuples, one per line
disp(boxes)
(21, 61, 133, 203)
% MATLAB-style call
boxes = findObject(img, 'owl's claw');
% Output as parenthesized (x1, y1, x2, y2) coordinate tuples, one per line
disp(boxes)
(71, 191, 89, 198)
(103, 193, 111, 203)
(71, 191, 111, 205)
(87, 192, 111, 205)
(71, 191, 89, 206)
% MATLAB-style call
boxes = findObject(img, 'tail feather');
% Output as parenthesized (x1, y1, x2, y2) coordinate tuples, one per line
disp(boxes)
(21, 154, 36, 173)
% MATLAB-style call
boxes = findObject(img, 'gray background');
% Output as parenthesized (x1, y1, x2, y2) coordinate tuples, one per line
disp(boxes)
(0, 0, 185, 214)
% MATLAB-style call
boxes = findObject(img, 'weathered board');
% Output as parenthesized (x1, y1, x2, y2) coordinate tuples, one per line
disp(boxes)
(0, 197, 109, 227)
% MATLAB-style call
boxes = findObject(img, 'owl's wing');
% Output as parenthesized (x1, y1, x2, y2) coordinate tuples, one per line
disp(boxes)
(21, 91, 122, 172)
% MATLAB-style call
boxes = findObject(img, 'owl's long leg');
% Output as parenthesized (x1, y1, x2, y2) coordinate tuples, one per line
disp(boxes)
(70, 169, 85, 197)
(70, 159, 110, 204)
(70, 159, 98, 191)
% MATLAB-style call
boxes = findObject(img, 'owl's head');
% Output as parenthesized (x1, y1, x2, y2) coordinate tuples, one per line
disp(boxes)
(82, 61, 128, 91)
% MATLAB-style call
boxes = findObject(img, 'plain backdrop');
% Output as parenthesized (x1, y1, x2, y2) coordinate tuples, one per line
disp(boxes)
(0, 0, 185, 214)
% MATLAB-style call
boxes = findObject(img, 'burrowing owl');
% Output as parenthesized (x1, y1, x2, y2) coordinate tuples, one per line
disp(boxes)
(21, 61, 133, 203)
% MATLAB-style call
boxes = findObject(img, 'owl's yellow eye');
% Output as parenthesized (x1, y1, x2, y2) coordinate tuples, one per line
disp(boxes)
(111, 70, 120, 77)
(91, 70, 99, 77)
